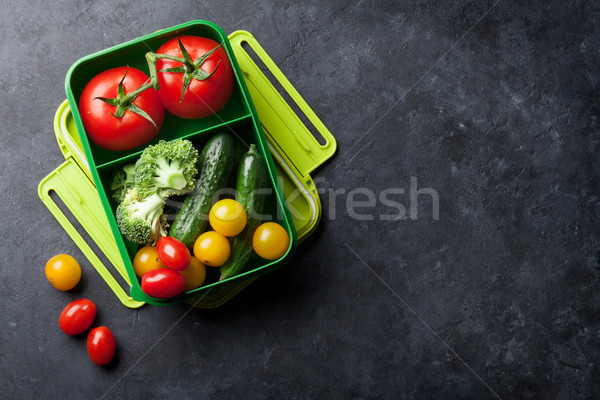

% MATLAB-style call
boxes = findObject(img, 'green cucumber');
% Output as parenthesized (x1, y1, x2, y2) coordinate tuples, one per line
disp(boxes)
(169, 132, 238, 248)
(220, 144, 269, 280)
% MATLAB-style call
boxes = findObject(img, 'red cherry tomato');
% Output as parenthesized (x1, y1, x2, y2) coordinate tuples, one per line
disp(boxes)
(156, 36, 234, 119)
(59, 299, 97, 336)
(87, 326, 116, 366)
(156, 237, 190, 271)
(79, 67, 165, 151)
(141, 269, 185, 298)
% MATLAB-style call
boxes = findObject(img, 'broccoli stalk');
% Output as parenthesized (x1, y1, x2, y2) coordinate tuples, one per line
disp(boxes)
(116, 188, 168, 245)
(150, 157, 187, 191)
(110, 163, 136, 202)
(134, 139, 199, 198)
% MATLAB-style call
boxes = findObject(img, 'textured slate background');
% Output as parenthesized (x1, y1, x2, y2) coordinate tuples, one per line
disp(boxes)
(1, 0, 599, 399)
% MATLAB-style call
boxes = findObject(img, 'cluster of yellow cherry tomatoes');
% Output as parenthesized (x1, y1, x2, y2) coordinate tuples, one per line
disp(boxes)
(135, 198, 290, 299)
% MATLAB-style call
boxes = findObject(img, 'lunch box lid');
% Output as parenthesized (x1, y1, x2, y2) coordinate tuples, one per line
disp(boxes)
(228, 30, 337, 179)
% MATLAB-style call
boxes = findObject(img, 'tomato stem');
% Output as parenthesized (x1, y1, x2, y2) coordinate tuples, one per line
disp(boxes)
(120, 51, 196, 104)
(154, 53, 187, 63)
(136, 40, 223, 100)
(99, 39, 224, 122)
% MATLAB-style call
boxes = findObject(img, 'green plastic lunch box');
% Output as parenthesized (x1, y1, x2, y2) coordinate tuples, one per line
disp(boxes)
(38, 22, 336, 308)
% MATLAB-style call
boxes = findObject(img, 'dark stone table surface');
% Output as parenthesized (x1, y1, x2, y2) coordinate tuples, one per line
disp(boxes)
(1, 1, 598, 399)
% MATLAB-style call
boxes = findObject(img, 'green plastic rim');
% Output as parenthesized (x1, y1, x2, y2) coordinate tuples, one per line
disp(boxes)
(65, 20, 297, 306)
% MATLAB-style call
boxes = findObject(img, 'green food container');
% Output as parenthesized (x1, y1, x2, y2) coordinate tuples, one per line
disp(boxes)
(64, 21, 297, 306)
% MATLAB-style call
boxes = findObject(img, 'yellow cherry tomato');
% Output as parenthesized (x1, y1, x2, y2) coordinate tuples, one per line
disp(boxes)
(179, 257, 207, 291)
(193, 231, 231, 267)
(133, 246, 166, 278)
(45, 254, 82, 291)
(209, 199, 247, 237)
(252, 222, 290, 260)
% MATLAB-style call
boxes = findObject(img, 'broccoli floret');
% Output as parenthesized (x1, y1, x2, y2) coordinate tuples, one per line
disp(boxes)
(116, 188, 168, 245)
(134, 139, 199, 198)
(110, 163, 136, 202)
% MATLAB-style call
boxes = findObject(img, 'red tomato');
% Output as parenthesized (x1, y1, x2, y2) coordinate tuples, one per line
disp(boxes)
(87, 326, 116, 366)
(59, 299, 97, 336)
(156, 36, 234, 119)
(79, 67, 165, 151)
(141, 269, 185, 298)
(156, 237, 190, 271)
